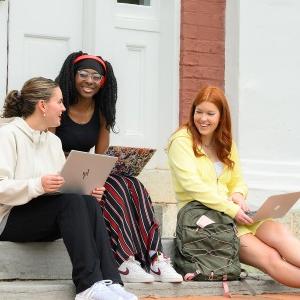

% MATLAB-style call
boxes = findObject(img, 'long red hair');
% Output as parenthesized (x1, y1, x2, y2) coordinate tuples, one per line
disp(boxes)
(185, 86, 234, 169)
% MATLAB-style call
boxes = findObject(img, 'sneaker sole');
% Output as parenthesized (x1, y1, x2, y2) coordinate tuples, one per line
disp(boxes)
(120, 275, 155, 283)
(150, 273, 183, 283)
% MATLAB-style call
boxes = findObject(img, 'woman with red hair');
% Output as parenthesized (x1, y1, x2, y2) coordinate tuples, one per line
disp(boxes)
(167, 85, 300, 287)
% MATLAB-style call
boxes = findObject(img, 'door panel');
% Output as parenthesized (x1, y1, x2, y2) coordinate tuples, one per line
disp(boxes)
(95, 0, 179, 168)
(7, 0, 84, 92)
(95, 0, 161, 168)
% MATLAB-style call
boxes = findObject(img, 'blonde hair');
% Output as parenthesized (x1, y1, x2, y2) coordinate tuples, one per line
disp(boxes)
(2, 77, 58, 118)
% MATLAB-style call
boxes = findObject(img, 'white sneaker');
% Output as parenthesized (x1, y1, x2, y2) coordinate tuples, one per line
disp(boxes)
(150, 254, 183, 282)
(118, 256, 154, 283)
(108, 283, 138, 300)
(75, 280, 123, 300)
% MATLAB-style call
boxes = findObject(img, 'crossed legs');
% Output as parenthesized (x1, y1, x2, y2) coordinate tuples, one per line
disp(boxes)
(239, 220, 300, 287)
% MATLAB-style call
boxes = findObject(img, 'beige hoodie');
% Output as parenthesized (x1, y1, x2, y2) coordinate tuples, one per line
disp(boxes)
(0, 117, 66, 233)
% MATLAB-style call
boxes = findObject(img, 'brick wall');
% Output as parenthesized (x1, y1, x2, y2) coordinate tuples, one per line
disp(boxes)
(180, 0, 226, 124)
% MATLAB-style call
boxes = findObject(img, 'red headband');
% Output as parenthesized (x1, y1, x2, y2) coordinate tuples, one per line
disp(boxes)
(73, 54, 107, 72)
(73, 54, 107, 86)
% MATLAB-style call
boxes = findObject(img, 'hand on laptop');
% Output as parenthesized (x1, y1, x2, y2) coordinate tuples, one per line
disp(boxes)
(91, 186, 106, 202)
(234, 208, 254, 225)
(41, 174, 65, 193)
(230, 192, 249, 212)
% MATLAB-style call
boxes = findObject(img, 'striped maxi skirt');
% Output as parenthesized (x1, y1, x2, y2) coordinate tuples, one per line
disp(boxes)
(100, 174, 162, 269)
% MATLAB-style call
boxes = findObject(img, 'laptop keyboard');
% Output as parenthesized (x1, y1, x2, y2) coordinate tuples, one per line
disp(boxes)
(245, 210, 257, 217)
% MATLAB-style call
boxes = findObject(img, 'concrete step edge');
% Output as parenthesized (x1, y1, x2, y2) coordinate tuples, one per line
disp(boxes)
(0, 277, 299, 299)
(0, 239, 174, 280)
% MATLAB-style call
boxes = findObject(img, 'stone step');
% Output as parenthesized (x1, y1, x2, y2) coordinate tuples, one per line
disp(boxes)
(0, 281, 74, 300)
(0, 238, 175, 280)
(0, 276, 299, 299)
(1, 239, 299, 299)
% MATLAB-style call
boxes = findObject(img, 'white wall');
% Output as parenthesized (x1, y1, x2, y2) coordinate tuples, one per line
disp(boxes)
(226, 0, 300, 207)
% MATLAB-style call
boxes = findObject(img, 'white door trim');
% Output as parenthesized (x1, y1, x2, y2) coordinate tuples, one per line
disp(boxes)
(170, 0, 180, 132)
(156, 0, 180, 168)
(0, 0, 8, 108)
(82, 0, 96, 53)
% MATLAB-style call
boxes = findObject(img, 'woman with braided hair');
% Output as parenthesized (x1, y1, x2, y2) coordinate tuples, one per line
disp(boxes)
(54, 51, 182, 283)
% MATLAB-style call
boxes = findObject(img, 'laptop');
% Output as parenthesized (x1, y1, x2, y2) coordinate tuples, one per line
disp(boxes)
(105, 146, 156, 177)
(246, 192, 300, 222)
(60, 150, 117, 194)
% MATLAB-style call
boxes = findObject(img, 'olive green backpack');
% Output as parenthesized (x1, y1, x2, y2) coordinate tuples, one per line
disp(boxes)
(174, 201, 243, 281)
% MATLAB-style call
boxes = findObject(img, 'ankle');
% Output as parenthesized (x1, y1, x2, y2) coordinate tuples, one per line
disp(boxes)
(150, 251, 162, 263)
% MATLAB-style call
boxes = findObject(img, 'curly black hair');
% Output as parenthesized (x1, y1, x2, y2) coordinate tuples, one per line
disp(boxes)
(55, 51, 117, 131)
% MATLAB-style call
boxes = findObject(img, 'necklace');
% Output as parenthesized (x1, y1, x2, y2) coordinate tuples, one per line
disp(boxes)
(202, 141, 214, 148)
(203, 143, 211, 148)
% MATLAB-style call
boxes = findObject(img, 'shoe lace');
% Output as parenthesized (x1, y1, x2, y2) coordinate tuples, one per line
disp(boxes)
(156, 255, 174, 270)
(126, 256, 147, 273)
(128, 256, 141, 266)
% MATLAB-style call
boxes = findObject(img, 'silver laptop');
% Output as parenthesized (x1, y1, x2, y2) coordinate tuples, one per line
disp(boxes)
(246, 192, 300, 222)
(60, 150, 117, 194)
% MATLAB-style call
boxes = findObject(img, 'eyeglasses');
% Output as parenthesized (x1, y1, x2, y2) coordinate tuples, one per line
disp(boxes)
(77, 70, 103, 83)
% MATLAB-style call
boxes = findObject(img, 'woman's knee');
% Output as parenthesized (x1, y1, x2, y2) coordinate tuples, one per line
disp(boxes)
(256, 220, 294, 248)
(256, 247, 283, 273)
(239, 234, 282, 271)
(83, 195, 100, 210)
(58, 193, 89, 210)
(83, 195, 106, 222)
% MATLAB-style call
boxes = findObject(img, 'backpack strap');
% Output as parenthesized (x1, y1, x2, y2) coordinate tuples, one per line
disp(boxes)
(240, 278, 257, 296)
(222, 275, 231, 298)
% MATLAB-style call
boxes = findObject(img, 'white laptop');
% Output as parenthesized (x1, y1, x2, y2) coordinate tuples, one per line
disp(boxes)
(60, 150, 117, 194)
(246, 192, 300, 222)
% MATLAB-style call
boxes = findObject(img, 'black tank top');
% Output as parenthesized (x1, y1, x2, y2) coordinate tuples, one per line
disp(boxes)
(56, 105, 100, 153)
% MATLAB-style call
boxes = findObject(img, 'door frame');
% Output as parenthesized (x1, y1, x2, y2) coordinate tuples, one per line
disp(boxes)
(0, 0, 8, 106)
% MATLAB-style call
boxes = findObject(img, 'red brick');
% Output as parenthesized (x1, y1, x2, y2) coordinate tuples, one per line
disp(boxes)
(180, 0, 225, 121)
(181, 39, 224, 54)
(182, 12, 224, 28)
(182, 0, 225, 14)
(181, 78, 202, 91)
(197, 26, 224, 41)
(181, 23, 198, 39)
(180, 90, 198, 104)
(182, 66, 224, 80)
(181, 52, 224, 67)
(180, 52, 200, 66)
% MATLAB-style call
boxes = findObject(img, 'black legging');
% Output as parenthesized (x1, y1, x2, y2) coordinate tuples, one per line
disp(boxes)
(0, 193, 122, 293)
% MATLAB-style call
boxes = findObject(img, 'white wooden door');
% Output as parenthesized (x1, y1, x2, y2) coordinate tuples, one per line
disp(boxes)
(94, 0, 180, 168)
(0, 0, 86, 108)
(0, 0, 180, 169)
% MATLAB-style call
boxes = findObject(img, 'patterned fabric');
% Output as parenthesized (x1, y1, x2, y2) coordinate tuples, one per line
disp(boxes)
(100, 174, 162, 269)
(105, 146, 156, 177)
